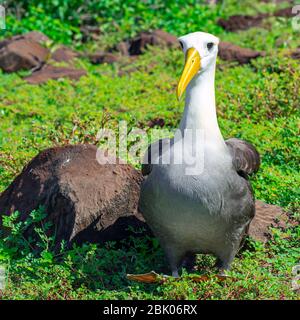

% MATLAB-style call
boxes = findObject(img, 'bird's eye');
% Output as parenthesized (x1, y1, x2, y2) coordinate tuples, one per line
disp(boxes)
(179, 41, 184, 50)
(207, 42, 214, 50)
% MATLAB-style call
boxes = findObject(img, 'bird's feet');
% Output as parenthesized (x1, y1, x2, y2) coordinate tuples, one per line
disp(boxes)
(181, 253, 197, 273)
(171, 270, 180, 278)
(215, 258, 231, 276)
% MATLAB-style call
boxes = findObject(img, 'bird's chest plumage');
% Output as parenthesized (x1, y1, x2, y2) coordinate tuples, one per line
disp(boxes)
(148, 161, 234, 215)
(139, 137, 254, 255)
(140, 166, 250, 253)
(148, 141, 236, 210)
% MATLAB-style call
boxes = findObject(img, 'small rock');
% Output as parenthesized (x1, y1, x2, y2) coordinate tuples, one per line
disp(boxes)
(13, 31, 50, 44)
(147, 118, 165, 128)
(151, 30, 178, 47)
(218, 7, 295, 32)
(52, 46, 79, 63)
(0, 144, 150, 247)
(218, 41, 263, 64)
(262, 0, 292, 3)
(89, 52, 120, 64)
(274, 7, 295, 18)
(249, 200, 288, 242)
(128, 32, 154, 56)
(80, 26, 101, 42)
(24, 65, 86, 84)
(116, 41, 130, 56)
(0, 39, 49, 73)
(0, 39, 9, 50)
(291, 48, 300, 60)
(118, 29, 179, 56)
(218, 14, 268, 32)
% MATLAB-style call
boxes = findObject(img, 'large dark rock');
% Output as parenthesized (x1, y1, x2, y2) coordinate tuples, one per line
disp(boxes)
(24, 65, 87, 84)
(219, 41, 264, 64)
(0, 38, 50, 73)
(0, 144, 149, 247)
(0, 144, 289, 248)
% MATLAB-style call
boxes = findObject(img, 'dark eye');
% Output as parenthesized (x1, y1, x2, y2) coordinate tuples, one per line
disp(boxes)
(179, 41, 183, 49)
(207, 42, 214, 50)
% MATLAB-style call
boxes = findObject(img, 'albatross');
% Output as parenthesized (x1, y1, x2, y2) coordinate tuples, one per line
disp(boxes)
(138, 32, 260, 277)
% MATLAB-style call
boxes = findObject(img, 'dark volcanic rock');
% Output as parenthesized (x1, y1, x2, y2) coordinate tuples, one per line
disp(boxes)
(291, 48, 300, 60)
(147, 118, 165, 128)
(128, 32, 154, 56)
(249, 200, 288, 243)
(0, 38, 49, 73)
(116, 41, 130, 56)
(0, 144, 289, 248)
(116, 30, 178, 56)
(80, 26, 101, 42)
(0, 39, 9, 50)
(89, 52, 120, 64)
(129, 30, 178, 55)
(151, 30, 178, 47)
(51, 46, 79, 63)
(0, 144, 150, 247)
(219, 41, 264, 64)
(24, 65, 87, 84)
(262, 0, 293, 3)
(274, 7, 295, 18)
(12, 31, 50, 44)
(218, 14, 268, 32)
(218, 7, 295, 32)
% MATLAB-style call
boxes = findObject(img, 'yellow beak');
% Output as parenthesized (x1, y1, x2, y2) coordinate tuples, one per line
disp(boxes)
(176, 48, 201, 101)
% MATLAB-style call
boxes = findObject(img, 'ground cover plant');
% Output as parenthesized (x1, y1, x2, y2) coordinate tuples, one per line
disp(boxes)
(0, 0, 299, 299)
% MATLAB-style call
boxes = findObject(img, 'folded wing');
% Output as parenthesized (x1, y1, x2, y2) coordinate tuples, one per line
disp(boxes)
(225, 138, 260, 178)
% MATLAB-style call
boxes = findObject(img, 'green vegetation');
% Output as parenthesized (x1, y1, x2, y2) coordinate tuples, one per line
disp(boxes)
(0, 0, 299, 299)
(2, 0, 297, 44)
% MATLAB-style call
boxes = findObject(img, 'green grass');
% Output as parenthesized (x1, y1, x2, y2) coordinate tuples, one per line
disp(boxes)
(0, 0, 299, 299)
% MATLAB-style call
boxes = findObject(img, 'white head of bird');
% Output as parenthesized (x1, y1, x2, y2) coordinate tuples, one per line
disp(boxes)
(177, 31, 219, 100)
(176, 31, 224, 148)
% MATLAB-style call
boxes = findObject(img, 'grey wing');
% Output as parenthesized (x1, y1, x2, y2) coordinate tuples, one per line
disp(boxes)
(226, 138, 260, 178)
(141, 138, 172, 176)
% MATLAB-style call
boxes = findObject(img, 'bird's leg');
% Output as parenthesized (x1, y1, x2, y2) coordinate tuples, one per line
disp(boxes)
(169, 255, 181, 278)
(215, 244, 240, 275)
(171, 269, 180, 278)
(164, 246, 185, 278)
(215, 257, 232, 275)
(215, 229, 246, 275)
(181, 252, 197, 273)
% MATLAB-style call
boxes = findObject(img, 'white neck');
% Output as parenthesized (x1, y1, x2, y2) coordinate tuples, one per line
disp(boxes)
(179, 62, 225, 147)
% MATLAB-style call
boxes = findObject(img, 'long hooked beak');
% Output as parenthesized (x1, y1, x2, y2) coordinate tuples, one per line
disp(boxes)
(176, 48, 201, 101)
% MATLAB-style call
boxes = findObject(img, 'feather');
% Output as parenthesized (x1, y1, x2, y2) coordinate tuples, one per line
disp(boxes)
(225, 138, 260, 178)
